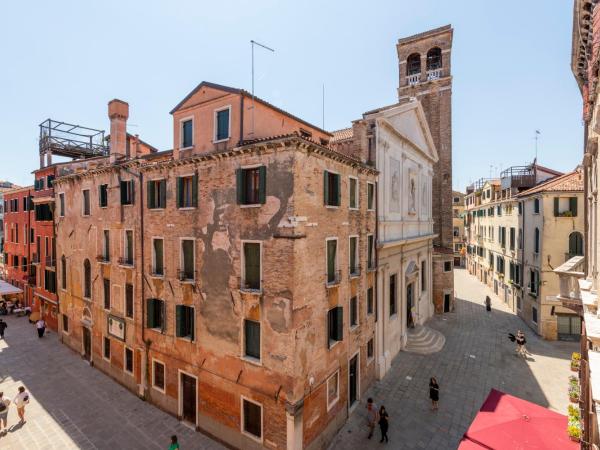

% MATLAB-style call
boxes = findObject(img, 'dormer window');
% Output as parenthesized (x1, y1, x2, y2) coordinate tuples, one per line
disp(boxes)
(181, 119, 193, 149)
(214, 107, 230, 142)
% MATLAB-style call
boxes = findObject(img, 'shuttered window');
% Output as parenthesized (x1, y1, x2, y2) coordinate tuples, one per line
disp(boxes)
(349, 236, 358, 276)
(324, 171, 341, 206)
(328, 306, 343, 346)
(389, 274, 397, 316)
(176, 305, 194, 340)
(125, 283, 134, 318)
(554, 197, 578, 217)
(99, 184, 108, 208)
(367, 235, 375, 269)
(367, 183, 375, 210)
(176, 175, 198, 208)
(147, 179, 166, 209)
(243, 242, 261, 290)
(124, 230, 134, 265)
(182, 119, 193, 148)
(83, 259, 91, 298)
(103, 278, 111, 310)
(180, 240, 195, 281)
(153, 360, 165, 390)
(103, 230, 110, 261)
(534, 228, 540, 253)
(244, 319, 260, 359)
(215, 108, 230, 141)
(146, 298, 165, 330)
(236, 167, 266, 205)
(120, 180, 134, 205)
(349, 177, 358, 209)
(59, 193, 65, 217)
(326, 239, 338, 284)
(152, 239, 164, 276)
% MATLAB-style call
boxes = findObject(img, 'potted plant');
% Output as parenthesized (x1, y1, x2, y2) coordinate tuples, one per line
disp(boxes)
(569, 384, 580, 403)
(568, 423, 581, 443)
(571, 352, 581, 372)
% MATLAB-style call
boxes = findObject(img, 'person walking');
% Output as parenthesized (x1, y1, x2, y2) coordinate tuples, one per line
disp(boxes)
(0, 319, 6, 339)
(378, 405, 389, 443)
(485, 296, 491, 312)
(366, 397, 378, 439)
(169, 435, 180, 450)
(36, 318, 46, 338)
(429, 377, 440, 411)
(516, 330, 527, 357)
(13, 386, 29, 423)
(0, 392, 10, 435)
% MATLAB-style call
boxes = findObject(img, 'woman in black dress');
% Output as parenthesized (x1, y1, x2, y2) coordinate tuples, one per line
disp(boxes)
(378, 405, 389, 443)
(429, 377, 440, 410)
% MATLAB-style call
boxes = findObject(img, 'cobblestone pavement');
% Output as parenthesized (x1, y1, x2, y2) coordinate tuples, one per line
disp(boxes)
(0, 315, 225, 450)
(329, 268, 578, 450)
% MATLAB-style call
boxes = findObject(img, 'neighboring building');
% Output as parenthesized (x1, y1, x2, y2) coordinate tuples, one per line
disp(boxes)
(55, 86, 378, 449)
(396, 25, 455, 314)
(332, 98, 438, 378)
(0, 181, 19, 279)
(452, 191, 465, 267)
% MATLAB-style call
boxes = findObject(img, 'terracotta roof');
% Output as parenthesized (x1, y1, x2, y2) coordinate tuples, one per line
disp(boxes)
(331, 128, 353, 142)
(533, 163, 563, 177)
(518, 169, 583, 197)
(170, 81, 332, 137)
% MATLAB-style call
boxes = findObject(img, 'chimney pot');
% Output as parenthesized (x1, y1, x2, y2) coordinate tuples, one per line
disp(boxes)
(108, 99, 129, 157)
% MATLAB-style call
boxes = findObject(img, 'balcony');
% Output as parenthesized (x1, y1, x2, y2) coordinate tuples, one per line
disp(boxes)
(326, 270, 342, 287)
(426, 69, 442, 81)
(554, 256, 585, 313)
(407, 73, 420, 85)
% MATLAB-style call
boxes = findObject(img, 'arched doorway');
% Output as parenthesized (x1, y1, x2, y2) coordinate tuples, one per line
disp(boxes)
(405, 261, 418, 328)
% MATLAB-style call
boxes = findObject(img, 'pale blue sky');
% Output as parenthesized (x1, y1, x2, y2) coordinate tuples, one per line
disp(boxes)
(0, 0, 584, 190)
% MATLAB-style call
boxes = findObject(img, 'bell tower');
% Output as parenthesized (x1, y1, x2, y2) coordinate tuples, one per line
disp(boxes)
(397, 25, 454, 313)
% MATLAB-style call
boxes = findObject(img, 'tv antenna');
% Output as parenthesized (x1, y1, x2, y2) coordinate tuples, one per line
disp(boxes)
(250, 40, 275, 136)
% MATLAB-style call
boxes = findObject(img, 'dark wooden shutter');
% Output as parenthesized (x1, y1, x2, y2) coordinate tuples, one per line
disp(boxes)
(570, 197, 578, 216)
(147, 181, 153, 208)
(236, 169, 244, 204)
(160, 300, 166, 332)
(244, 243, 260, 289)
(335, 174, 341, 206)
(335, 306, 343, 341)
(120, 181, 126, 204)
(323, 171, 329, 205)
(159, 180, 166, 208)
(327, 240, 336, 282)
(129, 181, 135, 204)
(554, 197, 559, 216)
(146, 299, 155, 328)
(176, 177, 183, 208)
(258, 166, 266, 204)
(176, 305, 184, 337)
(192, 173, 198, 207)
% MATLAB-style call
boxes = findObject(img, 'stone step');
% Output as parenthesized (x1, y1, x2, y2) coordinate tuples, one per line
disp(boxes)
(404, 325, 445, 355)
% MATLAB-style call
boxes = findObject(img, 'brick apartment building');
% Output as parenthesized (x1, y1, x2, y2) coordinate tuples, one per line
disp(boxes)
(0, 180, 19, 278)
(54, 85, 377, 449)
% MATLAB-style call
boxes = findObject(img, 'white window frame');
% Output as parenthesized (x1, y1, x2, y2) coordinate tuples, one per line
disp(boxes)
(122, 229, 134, 266)
(178, 369, 198, 427)
(325, 169, 341, 209)
(348, 176, 359, 210)
(179, 238, 196, 282)
(241, 240, 262, 292)
(151, 237, 164, 277)
(325, 237, 339, 283)
(174, 304, 195, 342)
(367, 182, 375, 211)
(349, 235, 359, 278)
(151, 358, 166, 393)
(102, 229, 110, 261)
(82, 189, 90, 216)
(239, 164, 264, 209)
(240, 395, 264, 443)
(124, 281, 135, 321)
(349, 295, 359, 330)
(213, 105, 232, 143)
(102, 335, 111, 362)
(98, 184, 109, 209)
(326, 370, 340, 411)
(179, 116, 194, 150)
(124, 346, 134, 375)
(241, 317, 262, 365)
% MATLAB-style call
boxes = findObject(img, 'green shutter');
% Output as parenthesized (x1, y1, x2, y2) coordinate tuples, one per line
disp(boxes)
(258, 166, 266, 204)
(161, 301, 166, 332)
(146, 299, 155, 328)
(323, 170, 329, 205)
(189, 311, 195, 341)
(192, 173, 198, 207)
(176, 177, 183, 208)
(554, 197, 559, 216)
(159, 180, 166, 208)
(335, 174, 341, 206)
(236, 169, 244, 204)
(147, 181, 153, 208)
(335, 306, 343, 341)
(176, 305, 184, 337)
(327, 240, 336, 282)
(129, 181, 135, 204)
(570, 197, 578, 216)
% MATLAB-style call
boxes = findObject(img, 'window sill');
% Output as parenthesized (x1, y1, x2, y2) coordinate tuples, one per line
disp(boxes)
(99, 206, 108, 209)
(367, 266, 377, 272)
(148, 327, 164, 334)
(349, 207, 359, 211)
(328, 340, 341, 350)
(177, 207, 196, 211)
(327, 398, 340, 412)
(241, 430, 263, 445)
(180, 146, 194, 151)
(97, 260, 111, 265)
(180, 279, 196, 284)
(149, 273, 164, 279)
(389, 313, 398, 321)
(325, 205, 340, 209)
(152, 385, 166, 394)
(240, 287, 262, 296)
(213, 138, 230, 144)
(103, 357, 111, 363)
(349, 324, 359, 332)
(83, 297, 92, 303)
(124, 369, 134, 376)
(241, 356, 262, 366)
(176, 336, 194, 343)
(240, 204, 262, 209)
(118, 263, 134, 269)
(367, 208, 375, 212)
(367, 356, 374, 366)
(148, 207, 166, 211)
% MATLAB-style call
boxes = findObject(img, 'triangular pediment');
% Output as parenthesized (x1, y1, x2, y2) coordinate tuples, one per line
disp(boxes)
(170, 81, 241, 114)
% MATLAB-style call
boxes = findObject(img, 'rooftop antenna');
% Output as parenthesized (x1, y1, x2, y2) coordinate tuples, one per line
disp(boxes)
(250, 40, 275, 136)
(322, 84, 325, 130)
(534, 129, 541, 162)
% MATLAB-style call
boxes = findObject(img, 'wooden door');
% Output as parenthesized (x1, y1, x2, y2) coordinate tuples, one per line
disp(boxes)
(181, 373, 197, 425)
(82, 328, 91, 361)
(348, 355, 358, 407)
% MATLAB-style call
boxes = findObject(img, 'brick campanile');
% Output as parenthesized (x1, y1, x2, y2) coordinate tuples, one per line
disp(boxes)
(397, 25, 455, 313)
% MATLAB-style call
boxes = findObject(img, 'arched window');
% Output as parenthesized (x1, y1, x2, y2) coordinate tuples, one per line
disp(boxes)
(534, 198, 540, 214)
(426, 47, 442, 71)
(83, 259, 91, 299)
(406, 53, 421, 76)
(61, 255, 67, 290)
(569, 232, 584, 257)
(534, 228, 540, 254)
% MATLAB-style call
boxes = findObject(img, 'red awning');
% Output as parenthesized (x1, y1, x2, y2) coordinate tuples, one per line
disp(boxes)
(458, 389, 578, 450)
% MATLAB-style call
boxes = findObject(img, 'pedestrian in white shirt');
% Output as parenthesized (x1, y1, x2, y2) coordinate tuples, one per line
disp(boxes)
(0, 392, 10, 435)
(36, 319, 46, 338)
(13, 386, 29, 423)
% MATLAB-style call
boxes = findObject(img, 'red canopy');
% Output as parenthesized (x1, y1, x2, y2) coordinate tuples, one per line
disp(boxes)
(458, 388, 578, 450)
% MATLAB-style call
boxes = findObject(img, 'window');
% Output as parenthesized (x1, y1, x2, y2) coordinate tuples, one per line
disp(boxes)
(327, 371, 340, 410)
(453, 227, 459, 237)
(406, 53, 421, 76)
(215, 107, 230, 141)
(349, 177, 358, 209)
(367, 183, 375, 210)
(179, 239, 195, 281)
(529, 269, 539, 296)
(44, 269, 56, 293)
(367, 287, 374, 315)
(444, 261, 452, 272)
(47, 175, 54, 187)
(35, 203, 53, 221)
(120, 180, 134, 205)
(517, 296, 522, 311)
(59, 193, 65, 217)
(328, 306, 343, 346)
(147, 179, 166, 209)
(124, 347, 133, 374)
(532, 306, 538, 324)
(554, 197, 578, 217)
(82, 189, 90, 216)
(242, 398, 262, 440)
(242, 242, 261, 290)
(152, 238, 164, 276)
(175, 305, 195, 340)
(509, 228, 515, 250)
(152, 360, 165, 391)
(124, 230, 134, 265)
(125, 283, 134, 318)
(244, 319, 261, 360)
(326, 239, 338, 284)
(421, 260, 426, 291)
(534, 228, 540, 254)
(83, 259, 91, 299)
(181, 119, 193, 148)
(367, 234, 375, 270)
(146, 298, 165, 331)
(62, 314, 69, 333)
(236, 167, 266, 205)
(61, 255, 66, 289)
(389, 274, 397, 316)
(367, 338, 374, 360)
(569, 232, 584, 257)
(103, 278, 111, 310)
(349, 236, 359, 276)
(518, 229, 523, 250)
(518, 202, 522, 215)
(349, 296, 358, 329)
(103, 337, 111, 360)
(533, 198, 540, 214)
(99, 184, 108, 208)
(103, 230, 110, 261)
(177, 175, 198, 208)
(324, 171, 341, 207)
(426, 47, 442, 71)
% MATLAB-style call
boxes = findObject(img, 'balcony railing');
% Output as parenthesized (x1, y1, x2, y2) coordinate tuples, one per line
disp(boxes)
(554, 255, 585, 313)
(407, 73, 420, 85)
(427, 69, 442, 81)
(326, 270, 342, 287)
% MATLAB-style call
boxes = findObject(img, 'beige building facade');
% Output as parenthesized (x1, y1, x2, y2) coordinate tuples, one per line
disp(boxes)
(452, 191, 465, 267)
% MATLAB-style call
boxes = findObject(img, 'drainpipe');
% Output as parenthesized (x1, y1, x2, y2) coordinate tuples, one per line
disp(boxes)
(583, 121, 589, 278)
(239, 95, 245, 145)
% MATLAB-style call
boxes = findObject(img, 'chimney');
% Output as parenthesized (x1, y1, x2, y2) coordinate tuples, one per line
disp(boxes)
(108, 99, 129, 160)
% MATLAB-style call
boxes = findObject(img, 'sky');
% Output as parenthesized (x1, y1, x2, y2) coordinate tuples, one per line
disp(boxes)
(0, 0, 584, 191)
